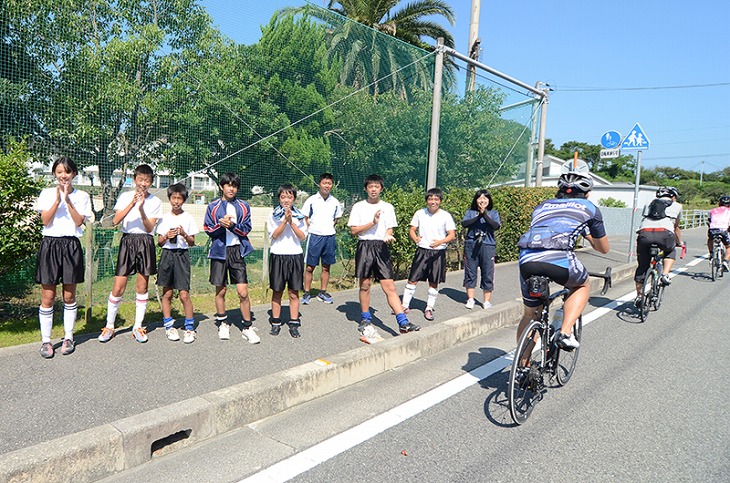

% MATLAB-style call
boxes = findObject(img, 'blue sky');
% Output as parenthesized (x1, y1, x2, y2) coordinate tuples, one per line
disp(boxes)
(199, 0, 730, 173)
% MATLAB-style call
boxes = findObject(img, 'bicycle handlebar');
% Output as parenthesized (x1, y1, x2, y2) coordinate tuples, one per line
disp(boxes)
(587, 267, 612, 295)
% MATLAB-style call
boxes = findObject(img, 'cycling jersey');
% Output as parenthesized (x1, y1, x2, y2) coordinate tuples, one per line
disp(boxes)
(708, 206, 730, 230)
(518, 197, 606, 307)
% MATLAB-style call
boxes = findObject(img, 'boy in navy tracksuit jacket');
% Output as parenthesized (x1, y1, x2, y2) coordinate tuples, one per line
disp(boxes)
(204, 172, 260, 344)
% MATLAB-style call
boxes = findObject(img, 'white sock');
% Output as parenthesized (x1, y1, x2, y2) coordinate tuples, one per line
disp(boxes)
(134, 292, 149, 329)
(427, 287, 439, 310)
(402, 283, 417, 308)
(106, 294, 122, 328)
(39, 306, 53, 343)
(63, 302, 77, 340)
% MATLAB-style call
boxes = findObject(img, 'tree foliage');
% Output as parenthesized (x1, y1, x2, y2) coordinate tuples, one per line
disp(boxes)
(0, 140, 45, 277)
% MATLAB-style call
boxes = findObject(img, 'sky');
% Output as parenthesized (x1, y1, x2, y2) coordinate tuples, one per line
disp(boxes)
(198, 0, 730, 174)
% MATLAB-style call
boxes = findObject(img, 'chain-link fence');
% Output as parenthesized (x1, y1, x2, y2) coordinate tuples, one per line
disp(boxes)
(1, 1, 540, 314)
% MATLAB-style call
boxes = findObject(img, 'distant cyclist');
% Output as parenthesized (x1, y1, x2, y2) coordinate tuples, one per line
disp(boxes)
(634, 186, 684, 306)
(517, 172, 610, 350)
(707, 195, 730, 272)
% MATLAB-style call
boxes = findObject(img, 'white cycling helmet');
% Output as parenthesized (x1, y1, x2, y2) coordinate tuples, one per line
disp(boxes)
(558, 171, 593, 193)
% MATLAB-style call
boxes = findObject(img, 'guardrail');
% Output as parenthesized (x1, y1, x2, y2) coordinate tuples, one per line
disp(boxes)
(681, 209, 708, 230)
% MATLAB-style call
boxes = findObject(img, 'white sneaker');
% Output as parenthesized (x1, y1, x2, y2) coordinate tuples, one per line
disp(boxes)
(218, 323, 230, 340)
(241, 326, 261, 344)
(465, 298, 475, 309)
(165, 327, 180, 341)
(483, 301, 492, 309)
(557, 332, 580, 350)
(183, 330, 196, 344)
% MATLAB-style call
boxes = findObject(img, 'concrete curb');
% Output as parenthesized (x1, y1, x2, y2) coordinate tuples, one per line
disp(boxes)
(0, 262, 637, 483)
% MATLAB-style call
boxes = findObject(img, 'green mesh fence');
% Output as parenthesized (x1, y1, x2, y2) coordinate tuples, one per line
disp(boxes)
(1, 1, 538, 313)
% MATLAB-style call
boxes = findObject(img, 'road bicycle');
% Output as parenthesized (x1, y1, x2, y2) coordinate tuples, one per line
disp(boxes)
(508, 267, 612, 425)
(637, 245, 665, 323)
(710, 234, 726, 282)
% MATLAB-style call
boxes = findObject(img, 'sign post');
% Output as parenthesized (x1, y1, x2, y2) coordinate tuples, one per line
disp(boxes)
(622, 123, 650, 263)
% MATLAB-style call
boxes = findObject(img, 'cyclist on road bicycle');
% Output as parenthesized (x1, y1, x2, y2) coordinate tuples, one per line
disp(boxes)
(516, 172, 610, 350)
(634, 186, 684, 306)
(706, 195, 730, 272)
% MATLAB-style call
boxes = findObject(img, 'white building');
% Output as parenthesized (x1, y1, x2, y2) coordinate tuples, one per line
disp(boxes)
(504, 155, 660, 208)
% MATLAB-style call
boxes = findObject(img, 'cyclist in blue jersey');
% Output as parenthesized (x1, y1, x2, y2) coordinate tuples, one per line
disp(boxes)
(516, 172, 610, 350)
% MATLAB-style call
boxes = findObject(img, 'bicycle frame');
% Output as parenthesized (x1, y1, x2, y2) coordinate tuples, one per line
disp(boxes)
(508, 268, 611, 424)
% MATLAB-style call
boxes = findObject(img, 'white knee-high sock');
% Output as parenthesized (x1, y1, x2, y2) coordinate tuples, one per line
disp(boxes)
(106, 294, 122, 328)
(63, 302, 77, 340)
(134, 292, 149, 329)
(402, 283, 417, 308)
(427, 287, 439, 309)
(39, 306, 54, 343)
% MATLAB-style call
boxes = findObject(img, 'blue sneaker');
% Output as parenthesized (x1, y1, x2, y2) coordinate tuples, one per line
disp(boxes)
(301, 292, 311, 305)
(317, 292, 334, 304)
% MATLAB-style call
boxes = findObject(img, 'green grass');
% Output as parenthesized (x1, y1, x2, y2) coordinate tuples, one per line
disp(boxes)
(0, 263, 356, 348)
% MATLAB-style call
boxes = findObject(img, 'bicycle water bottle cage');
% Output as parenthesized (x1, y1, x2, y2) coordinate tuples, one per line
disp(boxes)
(527, 276, 550, 300)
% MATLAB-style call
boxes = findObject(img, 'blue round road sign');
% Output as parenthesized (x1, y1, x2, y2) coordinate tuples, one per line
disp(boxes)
(601, 131, 621, 149)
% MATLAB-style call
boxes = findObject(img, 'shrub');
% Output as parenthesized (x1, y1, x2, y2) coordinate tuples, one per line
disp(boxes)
(0, 140, 46, 293)
(598, 197, 627, 208)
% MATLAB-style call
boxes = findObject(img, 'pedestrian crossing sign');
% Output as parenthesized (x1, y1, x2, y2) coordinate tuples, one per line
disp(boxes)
(621, 123, 650, 150)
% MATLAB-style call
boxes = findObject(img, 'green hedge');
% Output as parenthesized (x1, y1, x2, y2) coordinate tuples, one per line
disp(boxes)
(376, 184, 557, 279)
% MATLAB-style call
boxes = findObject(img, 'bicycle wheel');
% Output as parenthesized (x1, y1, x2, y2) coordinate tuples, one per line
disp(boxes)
(508, 320, 542, 425)
(556, 314, 582, 386)
(639, 270, 655, 322)
(711, 249, 719, 281)
(653, 282, 665, 310)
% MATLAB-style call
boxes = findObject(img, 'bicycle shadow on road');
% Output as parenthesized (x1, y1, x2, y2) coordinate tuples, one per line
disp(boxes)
(479, 369, 515, 428)
(462, 347, 515, 428)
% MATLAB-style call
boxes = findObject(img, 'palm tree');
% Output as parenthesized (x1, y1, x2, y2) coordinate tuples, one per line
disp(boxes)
(278, 0, 456, 97)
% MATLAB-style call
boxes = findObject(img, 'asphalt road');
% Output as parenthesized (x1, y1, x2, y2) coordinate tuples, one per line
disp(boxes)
(0, 226, 639, 456)
(99, 228, 729, 482)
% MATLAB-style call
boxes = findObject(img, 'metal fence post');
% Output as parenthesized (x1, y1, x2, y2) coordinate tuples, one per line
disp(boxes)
(426, 37, 444, 190)
(85, 222, 94, 324)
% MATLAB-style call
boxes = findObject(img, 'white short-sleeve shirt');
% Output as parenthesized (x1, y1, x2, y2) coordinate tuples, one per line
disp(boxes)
(301, 192, 343, 236)
(36, 187, 94, 237)
(114, 190, 162, 234)
(224, 202, 241, 246)
(156, 211, 200, 249)
(410, 208, 456, 250)
(347, 199, 397, 241)
(267, 213, 308, 255)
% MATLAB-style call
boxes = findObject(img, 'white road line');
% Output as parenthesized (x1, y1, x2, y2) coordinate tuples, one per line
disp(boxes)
(242, 256, 708, 483)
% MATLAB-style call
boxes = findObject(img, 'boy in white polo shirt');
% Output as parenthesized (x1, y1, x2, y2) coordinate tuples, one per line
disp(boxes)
(301, 173, 342, 305)
(401, 188, 456, 321)
(267, 184, 308, 338)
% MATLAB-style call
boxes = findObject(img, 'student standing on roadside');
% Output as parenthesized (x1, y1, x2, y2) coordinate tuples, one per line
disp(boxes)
(35, 156, 93, 358)
(400, 187, 456, 321)
(462, 189, 501, 310)
(348, 174, 420, 344)
(267, 184, 307, 338)
(156, 183, 199, 344)
(301, 173, 342, 305)
(204, 173, 260, 344)
(100, 164, 162, 344)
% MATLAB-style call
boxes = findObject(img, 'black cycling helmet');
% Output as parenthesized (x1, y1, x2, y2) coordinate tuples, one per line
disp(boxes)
(558, 172, 593, 193)
(656, 186, 678, 199)
(720, 195, 730, 207)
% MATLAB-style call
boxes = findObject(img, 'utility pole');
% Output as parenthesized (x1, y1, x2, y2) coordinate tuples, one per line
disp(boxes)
(466, 0, 481, 93)
(700, 160, 704, 186)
